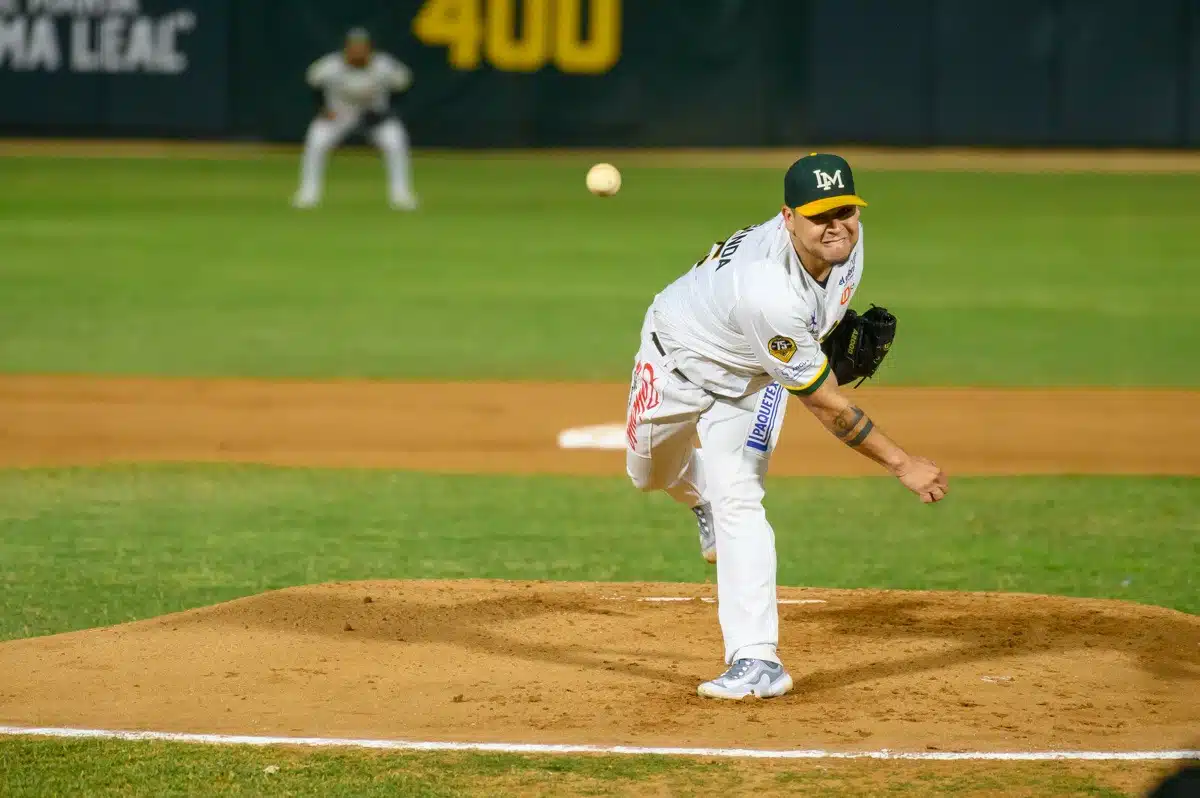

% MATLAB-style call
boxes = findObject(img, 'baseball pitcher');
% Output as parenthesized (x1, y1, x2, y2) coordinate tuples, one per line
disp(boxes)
(293, 28, 418, 210)
(625, 153, 949, 700)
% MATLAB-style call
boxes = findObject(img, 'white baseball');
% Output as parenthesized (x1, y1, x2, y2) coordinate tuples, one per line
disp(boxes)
(586, 163, 621, 196)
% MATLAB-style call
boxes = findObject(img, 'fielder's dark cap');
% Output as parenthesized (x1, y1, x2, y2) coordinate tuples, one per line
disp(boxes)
(784, 153, 868, 217)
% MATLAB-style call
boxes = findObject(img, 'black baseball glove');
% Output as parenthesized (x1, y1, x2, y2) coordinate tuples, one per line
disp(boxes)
(820, 304, 897, 387)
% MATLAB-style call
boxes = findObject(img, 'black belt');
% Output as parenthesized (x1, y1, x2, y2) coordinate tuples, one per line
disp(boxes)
(651, 332, 691, 383)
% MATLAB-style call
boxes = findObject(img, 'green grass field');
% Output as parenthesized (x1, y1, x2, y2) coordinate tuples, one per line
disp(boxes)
(5, 737, 1175, 798)
(1, 154, 1198, 384)
(1, 151, 1197, 796)
(4, 736, 1179, 798)
(1, 467, 1196, 642)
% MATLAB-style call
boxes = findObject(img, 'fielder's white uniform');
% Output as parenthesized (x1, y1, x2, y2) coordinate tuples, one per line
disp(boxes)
(294, 52, 417, 209)
(626, 211, 864, 666)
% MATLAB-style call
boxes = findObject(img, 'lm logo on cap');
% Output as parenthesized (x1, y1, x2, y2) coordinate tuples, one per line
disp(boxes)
(814, 169, 844, 191)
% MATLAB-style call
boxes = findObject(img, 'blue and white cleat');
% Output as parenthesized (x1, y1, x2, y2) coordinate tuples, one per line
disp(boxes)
(692, 502, 716, 564)
(697, 659, 794, 700)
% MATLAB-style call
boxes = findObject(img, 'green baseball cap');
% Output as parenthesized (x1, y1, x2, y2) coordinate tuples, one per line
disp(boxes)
(784, 153, 868, 217)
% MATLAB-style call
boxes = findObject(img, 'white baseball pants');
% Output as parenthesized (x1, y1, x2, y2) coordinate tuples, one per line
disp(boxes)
(625, 309, 789, 666)
(295, 113, 415, 206)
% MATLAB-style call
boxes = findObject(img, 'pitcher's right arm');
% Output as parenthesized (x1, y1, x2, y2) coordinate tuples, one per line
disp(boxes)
(793, 376, 948, 503)
(736, 285, 948, 504)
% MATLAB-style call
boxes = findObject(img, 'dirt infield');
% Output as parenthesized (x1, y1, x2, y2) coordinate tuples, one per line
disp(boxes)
(1, 374, 1198, 760)
(2, 580, 1197, 754)
(3, 376, 1199, 475)
(5, 138, 1200, 173)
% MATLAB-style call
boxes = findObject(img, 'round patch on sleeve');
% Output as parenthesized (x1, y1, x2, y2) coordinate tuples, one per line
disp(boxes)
(767, 336, 797, 363)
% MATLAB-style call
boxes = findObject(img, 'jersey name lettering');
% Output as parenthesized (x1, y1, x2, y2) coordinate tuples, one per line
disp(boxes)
(716, 225, 757, 269)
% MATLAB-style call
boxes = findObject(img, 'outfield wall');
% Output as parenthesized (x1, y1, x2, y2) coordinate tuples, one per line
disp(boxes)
(0, 0, 1198, 148)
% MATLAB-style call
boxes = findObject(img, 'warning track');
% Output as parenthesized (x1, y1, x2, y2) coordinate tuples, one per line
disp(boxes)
(4, 139, 1200, 173)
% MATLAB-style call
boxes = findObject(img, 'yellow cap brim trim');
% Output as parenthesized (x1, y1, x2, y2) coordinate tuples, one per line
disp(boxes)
(796, 195, 868, 217)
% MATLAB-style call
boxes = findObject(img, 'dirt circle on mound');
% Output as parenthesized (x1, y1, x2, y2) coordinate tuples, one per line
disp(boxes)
(2, 580, 1197, 753)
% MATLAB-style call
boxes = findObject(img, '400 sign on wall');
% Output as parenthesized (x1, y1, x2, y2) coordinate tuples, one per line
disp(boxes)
(413, 0, 620, 74)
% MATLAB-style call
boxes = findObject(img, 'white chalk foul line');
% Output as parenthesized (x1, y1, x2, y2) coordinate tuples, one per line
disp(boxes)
(1, 727, 1195, 761)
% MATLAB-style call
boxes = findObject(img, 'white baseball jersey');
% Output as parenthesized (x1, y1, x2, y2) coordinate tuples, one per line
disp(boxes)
(651, 212, 864, 399)
(307, 52, 412, 120)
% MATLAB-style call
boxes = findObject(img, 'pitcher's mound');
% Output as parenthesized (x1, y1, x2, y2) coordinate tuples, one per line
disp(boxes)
(1, 580, 1196, 752)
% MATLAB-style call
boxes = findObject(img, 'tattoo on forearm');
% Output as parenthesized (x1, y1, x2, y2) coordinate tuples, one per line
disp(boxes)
(847, 420, 874, 447)
(832, 407, 865, 440)
(830, 405, 875, 448)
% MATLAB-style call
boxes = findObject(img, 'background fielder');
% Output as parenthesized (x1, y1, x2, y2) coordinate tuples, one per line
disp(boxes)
(626, 153, 949, 700)
(293, 28, 417, 210)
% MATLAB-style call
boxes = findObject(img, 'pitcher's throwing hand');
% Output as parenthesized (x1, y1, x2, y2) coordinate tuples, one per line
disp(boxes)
(894, 455, 949, 503)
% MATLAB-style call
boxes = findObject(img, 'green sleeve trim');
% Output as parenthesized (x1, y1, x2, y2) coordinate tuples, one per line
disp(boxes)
(786, 360, 831, 397)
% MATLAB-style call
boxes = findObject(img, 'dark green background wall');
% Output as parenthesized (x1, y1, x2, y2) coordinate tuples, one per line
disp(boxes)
(1, 0, 1197, 147)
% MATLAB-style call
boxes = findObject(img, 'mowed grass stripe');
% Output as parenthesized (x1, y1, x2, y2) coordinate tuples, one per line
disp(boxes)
(0, 156, 1197, 384)
(0, 735, 1185, 797)
(1, 466, 1195, 641)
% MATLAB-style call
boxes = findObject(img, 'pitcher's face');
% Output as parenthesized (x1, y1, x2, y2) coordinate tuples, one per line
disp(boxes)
(784, 204, 860, 266)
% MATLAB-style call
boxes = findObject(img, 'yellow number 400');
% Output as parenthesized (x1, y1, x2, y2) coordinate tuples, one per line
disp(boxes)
(413, 0, 621, 74)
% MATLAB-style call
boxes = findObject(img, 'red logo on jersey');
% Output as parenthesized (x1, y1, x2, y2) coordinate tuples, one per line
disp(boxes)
(840, 284, 854, 305)
(625, 362, 662, 449)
